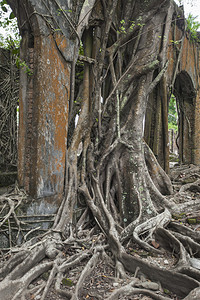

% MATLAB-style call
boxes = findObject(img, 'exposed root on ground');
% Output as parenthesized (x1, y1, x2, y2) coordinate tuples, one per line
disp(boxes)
(2, 0, 200, 298)
(1, 163, 200, 299)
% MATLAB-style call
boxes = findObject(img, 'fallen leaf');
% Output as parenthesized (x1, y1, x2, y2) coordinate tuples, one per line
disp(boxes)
(151, 240, 160, 249)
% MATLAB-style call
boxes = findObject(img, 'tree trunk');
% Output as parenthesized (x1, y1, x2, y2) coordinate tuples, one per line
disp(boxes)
(1, 1, 200, 299)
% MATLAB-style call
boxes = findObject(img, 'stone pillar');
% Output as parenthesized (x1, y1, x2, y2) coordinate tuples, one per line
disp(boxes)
(18, 32, 71, 199)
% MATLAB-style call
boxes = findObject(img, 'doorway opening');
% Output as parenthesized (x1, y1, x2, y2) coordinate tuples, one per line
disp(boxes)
(168, 94, 178, 165)
(171, 71, 196, 165)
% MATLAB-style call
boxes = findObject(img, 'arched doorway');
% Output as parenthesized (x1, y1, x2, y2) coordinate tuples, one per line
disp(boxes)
(173, 71, 196, 164)
(144, 71, 196, 171)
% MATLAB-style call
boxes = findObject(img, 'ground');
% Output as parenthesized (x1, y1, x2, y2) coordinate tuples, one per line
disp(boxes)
(1, 163, 200, 300)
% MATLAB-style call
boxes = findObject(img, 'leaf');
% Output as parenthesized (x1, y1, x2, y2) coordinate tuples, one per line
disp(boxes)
(1, 0, 7, 5)
(164, 288, 170, 294)
(11, 48, 19, 55)
(62, 278, 74, 287)
(9, 12, 15, 19)
(2, 6, 7, 12)
(151, 240, 160, 249)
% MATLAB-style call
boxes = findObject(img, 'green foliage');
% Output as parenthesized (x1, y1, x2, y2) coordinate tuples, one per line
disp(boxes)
(76, 42, 84, 80)
(0, 0, 8, 13)
(16, 57, 33, 76)
(0, 0, 20, 48)
(117, 17, 144, 34)
(0, 35, 32, 75)
(0, 35, 20, 49)
(57, 8, 72, 16)
(168, 122, 178, 131)
(0, 2, 32, 75)
(186, 13, 200, 42)
(168, 94, 178, 131)
(119, 20, 126, 34)
(0, 0, 15, 26)
(62, 277, 74, 287)
(169, 39, 180, 45)
(79, 41, 84, 56)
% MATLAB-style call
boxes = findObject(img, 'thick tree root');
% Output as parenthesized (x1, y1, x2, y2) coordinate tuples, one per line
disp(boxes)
(119, 252, 199, 298)
(4, 0, 200, 298)
(144, 142, 173, 195)
(132, 208, 171, 253)
(180, 179, 200, 193)
(184, 287, 200, 300)
(105, 277, 169, 300)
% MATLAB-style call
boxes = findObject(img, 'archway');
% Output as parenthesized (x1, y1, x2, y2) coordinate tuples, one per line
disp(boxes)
(144, 71, 196, 171)
(173, 71, 196, 164)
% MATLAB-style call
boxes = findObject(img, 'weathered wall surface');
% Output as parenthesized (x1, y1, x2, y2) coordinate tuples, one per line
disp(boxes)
(145, 7, 200, 168)
(8, 0, 77, 200)
(18, 32, 71, 199)
(167, 21, 200, 165)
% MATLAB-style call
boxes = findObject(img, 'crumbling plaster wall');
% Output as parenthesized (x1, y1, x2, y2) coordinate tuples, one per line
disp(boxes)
(18, 31, 71, 199)
(6, 0, 77, 199)
(145, 13, 200, 169)
(167, 22, 200, 165)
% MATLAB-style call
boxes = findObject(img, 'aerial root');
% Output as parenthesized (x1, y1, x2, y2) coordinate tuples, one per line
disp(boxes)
(132, 208, 171, 253)
(170, 198, 200, 215)
(0, 190, 55, 248)
(1, 223, 200, 299)
(0, 260, 53, 300)
(71, 247, 102, 300)
(184, 286, 200, 300)
(179, 179, 200, 193)
(172, 231, 200, 257)
(105, 280, 169, 300)
(40, 238, 93, 298)
(12, 261, 53, 300)
(119, 251, 199, 298)
(169, 222, 200, 243)
(144, 141, 173, 195)
(0, 234, 65, 300)
(55, 271, 72, 299)
(115, 260, 129, 279)
(0, 250, 29, 280)
(2, 164, 200, 299)
(154, 227, 200, 282)
(42, 246, 92, 299)
(0, 192, 25, 246)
